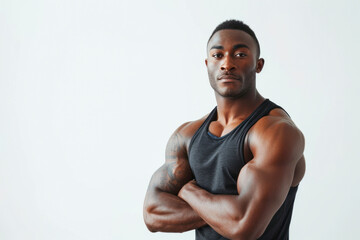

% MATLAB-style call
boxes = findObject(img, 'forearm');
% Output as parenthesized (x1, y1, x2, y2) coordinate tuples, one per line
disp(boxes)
(179, 184, 250, 239)
(144, 189, 206, 232)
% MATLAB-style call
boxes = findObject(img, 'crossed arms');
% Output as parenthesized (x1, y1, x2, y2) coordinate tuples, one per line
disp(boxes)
(143, 114, 305, 239)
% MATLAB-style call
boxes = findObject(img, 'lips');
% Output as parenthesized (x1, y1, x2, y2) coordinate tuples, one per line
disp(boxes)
(217, 74, 239, 81)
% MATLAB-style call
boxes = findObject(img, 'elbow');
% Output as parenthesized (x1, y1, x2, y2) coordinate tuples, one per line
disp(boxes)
(230, 230, 260, 240)
(144, 216, 158, 233)
(143, 205, 159, 232)
(145, 224, 157, 233)
(228, 222, 265, 240)
(228, 229, 249, 240)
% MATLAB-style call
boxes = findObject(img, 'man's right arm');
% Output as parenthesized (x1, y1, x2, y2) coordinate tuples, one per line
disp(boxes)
(143, 122, 207, 232)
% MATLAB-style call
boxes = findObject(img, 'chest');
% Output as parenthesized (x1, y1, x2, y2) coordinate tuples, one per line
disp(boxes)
(208, 120, 244, 138)
(189, 133, 245, 194)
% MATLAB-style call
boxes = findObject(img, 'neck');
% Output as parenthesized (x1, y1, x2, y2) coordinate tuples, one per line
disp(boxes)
(215, 90, 265, 124)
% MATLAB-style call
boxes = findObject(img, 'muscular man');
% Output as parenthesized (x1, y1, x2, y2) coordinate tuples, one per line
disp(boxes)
(143, 20, 305, 240)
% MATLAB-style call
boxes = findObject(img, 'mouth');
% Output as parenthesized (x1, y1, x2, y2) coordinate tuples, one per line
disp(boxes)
(217, 75, 239, 81)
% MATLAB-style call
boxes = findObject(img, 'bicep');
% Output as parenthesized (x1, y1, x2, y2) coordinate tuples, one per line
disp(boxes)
(150, 160, 193, 195)
(235, 122, 304, 236)
(149, 130, 194, 195)
(232, 160, 296, 239)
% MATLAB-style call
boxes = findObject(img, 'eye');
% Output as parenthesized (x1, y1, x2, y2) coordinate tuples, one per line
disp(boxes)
(212, 53, 223, 58)
(235, 52, 247, 57)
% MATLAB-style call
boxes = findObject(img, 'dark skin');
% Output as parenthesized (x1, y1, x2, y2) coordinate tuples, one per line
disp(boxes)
(143, 29, 306, 239)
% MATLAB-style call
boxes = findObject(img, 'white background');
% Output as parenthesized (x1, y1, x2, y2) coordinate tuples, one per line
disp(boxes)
(1, 0, 360, 239)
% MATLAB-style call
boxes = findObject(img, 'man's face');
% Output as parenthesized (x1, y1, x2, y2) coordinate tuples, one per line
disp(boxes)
(206, 29, 264, 99)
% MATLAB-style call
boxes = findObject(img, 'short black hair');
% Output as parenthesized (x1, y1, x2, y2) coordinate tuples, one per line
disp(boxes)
(208, 19, 261, 58)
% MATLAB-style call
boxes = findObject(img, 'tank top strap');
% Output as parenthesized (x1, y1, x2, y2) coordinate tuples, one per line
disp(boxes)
(238, 99, 284, 164)
(188, 106, 217, 153)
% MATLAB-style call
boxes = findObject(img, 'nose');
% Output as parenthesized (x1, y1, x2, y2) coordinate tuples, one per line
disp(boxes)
(220, 55, 235, 71)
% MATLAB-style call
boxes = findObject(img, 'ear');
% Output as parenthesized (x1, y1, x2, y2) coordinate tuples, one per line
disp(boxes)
(205, 58, 208, 67)
(256, 58, 265, 73)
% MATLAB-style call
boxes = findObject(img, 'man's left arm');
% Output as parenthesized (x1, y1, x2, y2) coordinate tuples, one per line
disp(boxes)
(178, 119, 305, 240)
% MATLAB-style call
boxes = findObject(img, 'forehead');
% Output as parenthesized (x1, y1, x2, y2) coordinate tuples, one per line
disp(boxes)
(207, 29, 257, 52)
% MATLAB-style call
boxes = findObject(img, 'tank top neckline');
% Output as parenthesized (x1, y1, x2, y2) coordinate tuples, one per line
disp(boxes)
(206, 99, 270, 141)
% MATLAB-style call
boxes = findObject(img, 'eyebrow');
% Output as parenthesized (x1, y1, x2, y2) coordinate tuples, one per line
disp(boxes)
(209, 44, 250, 51)
(210, 45, 224, 50)
(233, 44, 249, 50)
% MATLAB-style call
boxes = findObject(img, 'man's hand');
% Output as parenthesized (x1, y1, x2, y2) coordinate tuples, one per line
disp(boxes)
(178, 180, 198, 200)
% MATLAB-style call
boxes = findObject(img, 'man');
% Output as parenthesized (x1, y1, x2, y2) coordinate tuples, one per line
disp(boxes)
(143, 20, 305, 240)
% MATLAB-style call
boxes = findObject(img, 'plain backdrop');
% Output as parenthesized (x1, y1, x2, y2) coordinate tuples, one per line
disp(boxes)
(1, 0, 360, 239)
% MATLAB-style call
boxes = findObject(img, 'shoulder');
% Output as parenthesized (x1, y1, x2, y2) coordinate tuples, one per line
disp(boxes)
(176, 115, 208, 139)
(167, 113, 209, 154)
(248, 108, 305, 164)
(251, 108, 304, 143)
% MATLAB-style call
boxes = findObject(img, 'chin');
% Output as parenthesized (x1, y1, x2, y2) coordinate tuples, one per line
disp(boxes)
(217, 87, 249, 98)
(218, 91, 243, 99)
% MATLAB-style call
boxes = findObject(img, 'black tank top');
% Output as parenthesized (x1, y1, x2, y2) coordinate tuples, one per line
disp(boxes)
(188, 99, 298, 240)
